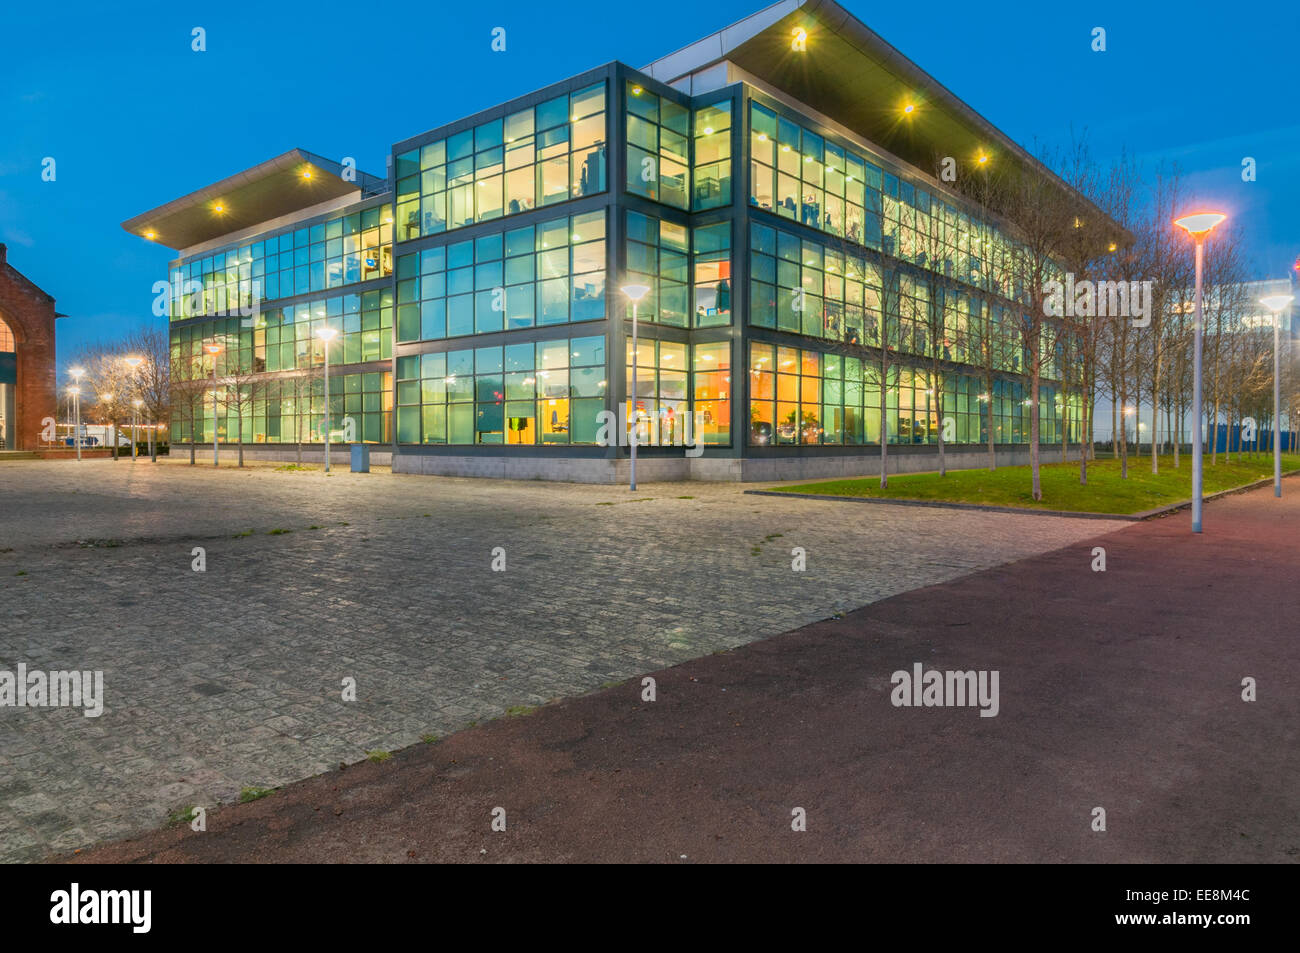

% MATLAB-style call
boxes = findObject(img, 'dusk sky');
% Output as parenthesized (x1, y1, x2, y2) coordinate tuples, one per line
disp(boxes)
(2, 0, 1296, 368)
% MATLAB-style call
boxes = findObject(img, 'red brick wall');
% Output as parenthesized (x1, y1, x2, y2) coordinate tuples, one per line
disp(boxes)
(0, 244, 58, 451)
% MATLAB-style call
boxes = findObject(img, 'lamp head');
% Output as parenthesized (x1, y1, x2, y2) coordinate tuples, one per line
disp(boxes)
(1173, 212, 1226, 238)
(620, 284, 651, 303)
(1259, 294, 1294, 315)
(315, 326, 339, 342)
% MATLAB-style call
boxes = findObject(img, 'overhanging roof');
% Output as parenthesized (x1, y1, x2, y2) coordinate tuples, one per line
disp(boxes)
(122, 149, 386, 250)
(644, 0, 1124, 238)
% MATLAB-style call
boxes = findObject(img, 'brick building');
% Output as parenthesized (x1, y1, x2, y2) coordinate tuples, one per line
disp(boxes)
(0, 244, 58, 451)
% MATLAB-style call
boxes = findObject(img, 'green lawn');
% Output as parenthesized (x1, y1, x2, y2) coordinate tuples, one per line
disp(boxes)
(771, 453, 1300, 515)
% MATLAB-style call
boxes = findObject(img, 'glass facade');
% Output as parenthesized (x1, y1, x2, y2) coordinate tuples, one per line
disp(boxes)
(395, 83, 607, 241)
(395, 335, 605, 445)
(396, 210, 605, 342)
(168, 205, 393, 321)
(748, 342, 1080, 448)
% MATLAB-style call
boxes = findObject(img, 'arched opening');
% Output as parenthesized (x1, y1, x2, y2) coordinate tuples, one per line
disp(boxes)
(0, 316, 15, 449)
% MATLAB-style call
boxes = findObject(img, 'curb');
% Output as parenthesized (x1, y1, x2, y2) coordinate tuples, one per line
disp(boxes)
(746, 469, 1300, 521)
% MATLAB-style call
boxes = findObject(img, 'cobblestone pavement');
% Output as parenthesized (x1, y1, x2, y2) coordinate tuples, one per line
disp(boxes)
(0, 458, 1128, 862)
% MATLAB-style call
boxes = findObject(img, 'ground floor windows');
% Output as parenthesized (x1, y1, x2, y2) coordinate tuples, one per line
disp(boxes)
(747, 342, 1080, 447)
(171, 371, 392, 445)
(624, 338, 732, 447)
(396, 334, 606, 445)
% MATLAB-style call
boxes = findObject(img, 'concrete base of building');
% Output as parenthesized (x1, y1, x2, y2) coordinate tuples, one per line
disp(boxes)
(172, 443, 1084, 482)
(391, 444, 1083, 483)
(175, 445, 392, 467)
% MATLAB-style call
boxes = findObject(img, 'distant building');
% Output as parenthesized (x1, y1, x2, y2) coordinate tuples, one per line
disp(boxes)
(0, 244, 58, 451)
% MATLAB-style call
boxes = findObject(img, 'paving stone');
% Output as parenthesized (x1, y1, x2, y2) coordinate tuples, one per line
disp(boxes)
(0, 458, 1125, 860)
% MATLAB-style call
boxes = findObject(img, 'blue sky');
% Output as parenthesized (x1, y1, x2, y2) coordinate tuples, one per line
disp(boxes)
(1, 0, 1296, 366)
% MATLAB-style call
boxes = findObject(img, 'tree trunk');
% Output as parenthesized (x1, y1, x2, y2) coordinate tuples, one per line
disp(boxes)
(1151, 349, 1160, 473)
(1111, 388, 1118, 459)
(1119, 384, 1128, 479)
(1030, 368, 1042, 501)
(879, 351, 889, 489)
(1080, 390, 1089, 485)
(935, 372, 946, 478)
(986, 371, 996, 470)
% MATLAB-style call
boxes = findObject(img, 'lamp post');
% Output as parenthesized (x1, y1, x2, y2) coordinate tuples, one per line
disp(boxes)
(620, 284, 651, 491)
(100, 394, 117, 460)
(1173, 212, 1227, 533)
(315, 326, 339, 473)
(67, 385, 81, 460)
(132, 399, 143, 460)
(69, 365, 85, 461)
(123, 355, 143, 461)
(203, 343, 222, 467)
(1260, 294, 1294, 498)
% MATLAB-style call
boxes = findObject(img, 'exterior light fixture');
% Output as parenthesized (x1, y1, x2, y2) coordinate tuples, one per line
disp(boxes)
(620, 284, 651, 492)
(144, 230, 156, 240)
(315, 327, 340, 473)
(903, 103, 915, 114)
(1108, 242, 1117, 252)
(1260, 294, 1295, 499)
(977, 153, 989, 165)
(1173, 210, 1227, 533)
(68, 368, 85, 461)
(202, 343, 222, 466)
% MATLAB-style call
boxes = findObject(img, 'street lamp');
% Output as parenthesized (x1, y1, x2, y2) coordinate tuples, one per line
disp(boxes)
(67, 385, 81, 461)
(315, 326, 339, 473)
(620, 284, 651, 491)
(1173, 211, 1227, 533)
(132, 398, 143, 460)
(203, 343, 222, 467)
(69, 365, 85, 462)
(99, 393, 117, 460)
(123, 355, 143, 461)
(1260, 294, 1294, 498)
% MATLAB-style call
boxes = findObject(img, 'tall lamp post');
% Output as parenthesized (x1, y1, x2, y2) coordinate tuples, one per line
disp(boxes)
(132, 399, 143, 460)
(619, 285, 650, 491)
(315, 326, 339, 473)
(1173, 212, 1227, 533)
(67, 385, 81, 460)
(124, 355, 143, 461)
(100, 394, 117, 460)
(203, 343, 222, 467)
(1260, 294, 1294, 498)
(69, 365, 85, 461)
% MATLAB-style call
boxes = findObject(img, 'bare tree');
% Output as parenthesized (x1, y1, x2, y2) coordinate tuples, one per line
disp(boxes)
(218, 356, 265, 468)
(126, 325, 170, 462)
